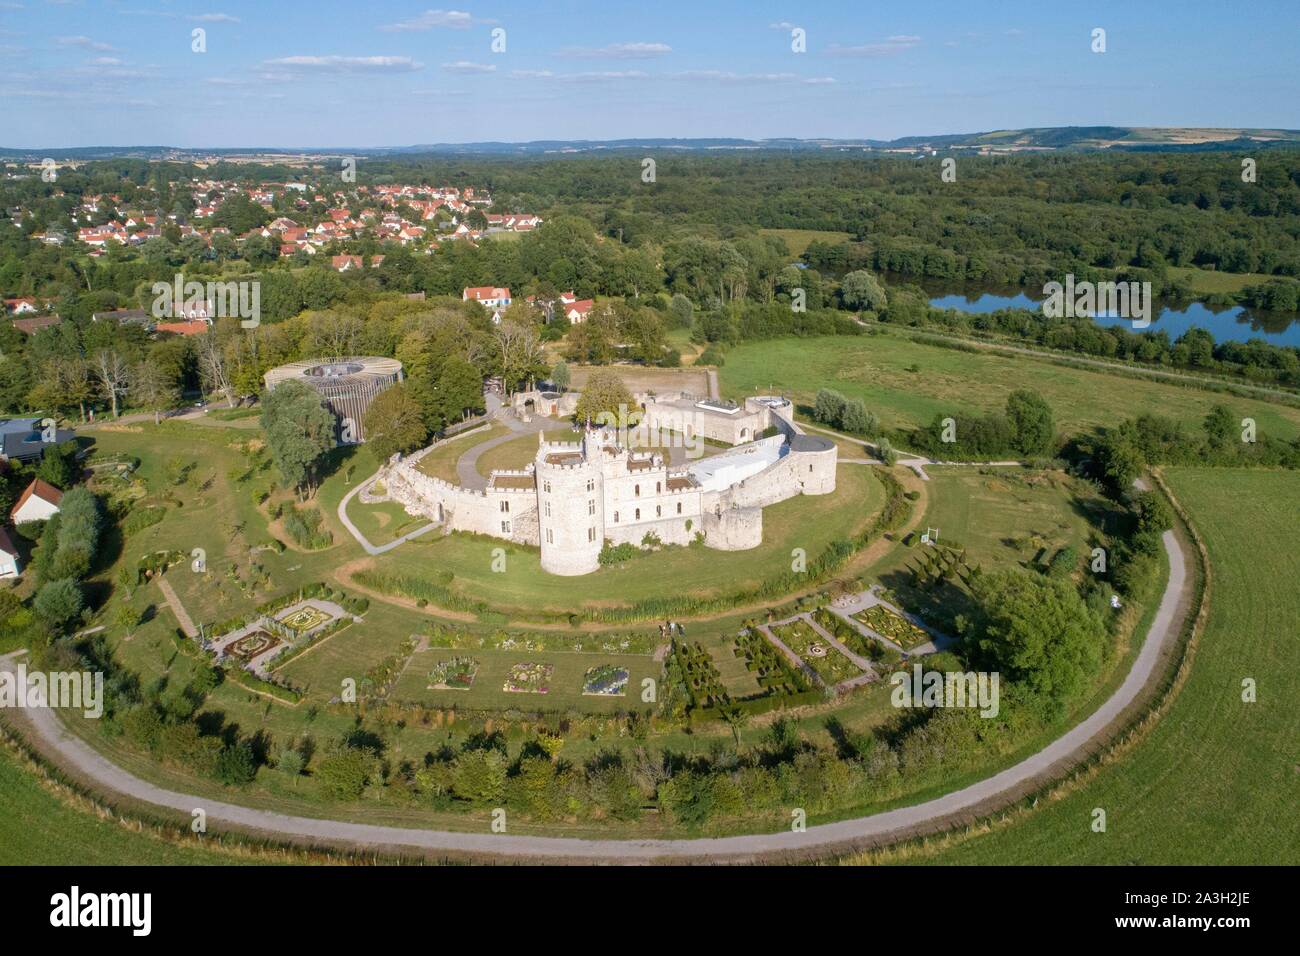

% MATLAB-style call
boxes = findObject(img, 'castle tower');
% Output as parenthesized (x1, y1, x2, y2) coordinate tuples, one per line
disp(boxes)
(535, 430, 604, 575)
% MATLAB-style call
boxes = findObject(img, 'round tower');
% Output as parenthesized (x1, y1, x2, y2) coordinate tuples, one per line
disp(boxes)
(535, 431, 605, 575)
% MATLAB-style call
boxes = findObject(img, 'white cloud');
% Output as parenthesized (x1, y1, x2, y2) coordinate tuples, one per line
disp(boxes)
(378, 9, 479, 32)
(263, 55, 424, 73)
(672, 70, 835, 86)
(769, 21, 797, 31)
(56, 35, 116, 53)
(192, 13, 241, 23)
(828, 35, 920, 57)
(441, 60, 495, 74)
(89, 56, 122, 65)
(556, 41, 671, 59)
(510, 69, 649, 83)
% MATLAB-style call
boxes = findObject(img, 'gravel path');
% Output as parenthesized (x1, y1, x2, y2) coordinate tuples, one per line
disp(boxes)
(3, 529, 1187, 863)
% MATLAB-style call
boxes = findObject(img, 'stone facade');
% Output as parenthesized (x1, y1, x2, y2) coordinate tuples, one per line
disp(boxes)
(379, 393, 837, 576)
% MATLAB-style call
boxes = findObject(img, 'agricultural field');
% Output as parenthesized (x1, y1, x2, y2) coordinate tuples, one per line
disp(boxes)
(719, 333, 1300, 442)
(913, 467, 1300, 865)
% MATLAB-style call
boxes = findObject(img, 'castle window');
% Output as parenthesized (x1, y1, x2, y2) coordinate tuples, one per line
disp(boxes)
(635, 509, 641, 520)
(545, 501, 551, 517)
(809, 464, 813, 473)
(656, 505, 661, 517)
(634, 484, 640, 496)
(614, 511, 619, 523)
(588, 499, 595, 515)
(544, 481, 551, 493)
(588, 527, 596, 542)
(501, 520, 511, 533)
(676, 502, 682, 514)
(656, 481, 661, 493)
(546, 528, 553, 544)
(586, 478, 594, 492)
(500, 500, 509, 513)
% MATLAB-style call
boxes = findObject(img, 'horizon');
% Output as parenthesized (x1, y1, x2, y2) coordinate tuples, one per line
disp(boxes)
(2, 0, 1298, 148)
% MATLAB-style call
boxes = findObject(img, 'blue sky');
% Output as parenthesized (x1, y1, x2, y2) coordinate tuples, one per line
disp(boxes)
(3, 0, 1298, 147)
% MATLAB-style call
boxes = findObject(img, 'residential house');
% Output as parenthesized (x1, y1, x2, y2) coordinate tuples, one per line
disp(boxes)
(0, 526, 19, 578)
(10, 478, 63, 524)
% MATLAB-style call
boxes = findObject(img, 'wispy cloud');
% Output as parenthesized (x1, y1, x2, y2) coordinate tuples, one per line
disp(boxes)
(263, 55, 424, 73)
(671, 70, 835, 86)
(377, 9, 483, 32)
(510, 69, 650, 83)
(192, 13, 241, 23)
(56, 35, 116, 53)
(441, 60, 495, 74)
(555, 41, 671, 60)
(828, 35, 920, 57)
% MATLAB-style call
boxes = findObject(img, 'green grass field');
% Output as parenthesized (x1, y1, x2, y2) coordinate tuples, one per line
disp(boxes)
(1167, 266, 1276, 295)
(391, 647, 658, 713)
(414, 423, 509, 483)
(475, 428, 581, 477)
(759, 228, 854, 258)
(912, 467, 1300, 864)
(719, 333, 1300, 443)
(0, 743, 261, 865)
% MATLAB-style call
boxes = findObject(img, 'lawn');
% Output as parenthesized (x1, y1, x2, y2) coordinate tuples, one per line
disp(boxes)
(413, 422, 509, 484)
(1167, 266, 1276, 295)
(912, 467, 1300, 864)
(475, 428, 581, 477)
(719, 333, 1300, 443)
(759, 228, 854, 258)
(0, 742, 265, 865)
(362, 462, 885, 617)
(390, 647, 659, 713)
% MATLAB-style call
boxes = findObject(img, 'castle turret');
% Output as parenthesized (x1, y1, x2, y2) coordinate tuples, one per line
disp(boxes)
(535, 431, 604, 575)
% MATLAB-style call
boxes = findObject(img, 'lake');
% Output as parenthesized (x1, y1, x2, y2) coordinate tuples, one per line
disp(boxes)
(925, 288, 1300, 348)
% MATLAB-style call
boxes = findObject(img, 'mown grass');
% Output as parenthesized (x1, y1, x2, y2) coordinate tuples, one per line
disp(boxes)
(1167, 266, 1275, 295)
(909, 467, 1300, 864)
(759, 228, 854, 258)
(719, 333, 1300, 442)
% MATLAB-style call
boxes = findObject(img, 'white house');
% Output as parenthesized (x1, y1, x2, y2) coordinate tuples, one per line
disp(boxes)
(10, 478, 63, 525)
(0, 526, 19, 578)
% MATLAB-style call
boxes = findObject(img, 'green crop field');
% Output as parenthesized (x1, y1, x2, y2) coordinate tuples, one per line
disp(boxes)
(719, 333, 1300, 443)
(906, 467, 1300, 865)
(759, 228, 854, 258)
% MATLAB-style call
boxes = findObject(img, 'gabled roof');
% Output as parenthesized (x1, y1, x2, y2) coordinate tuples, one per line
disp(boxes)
(0, 525, 17, 559)
(11, 477, 63, 519)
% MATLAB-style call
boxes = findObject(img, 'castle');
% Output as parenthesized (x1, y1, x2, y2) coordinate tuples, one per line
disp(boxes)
(382, 393, 837, 576)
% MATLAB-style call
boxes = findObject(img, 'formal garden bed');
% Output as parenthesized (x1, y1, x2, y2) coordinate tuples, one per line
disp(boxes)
(503, 662, 554, 694)
(852, 604, 930, 650)
(771, 618, 863, 685)
(813, 607, 902, 666)
(279, 604, 333, 634)
(426, 656, 480, 691)
(582, 664, 630, 697)
(225, 630, 283, 660)
(424, 622, 658, 655)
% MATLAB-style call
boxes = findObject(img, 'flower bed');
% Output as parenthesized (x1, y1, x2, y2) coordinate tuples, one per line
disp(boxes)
(582, 664, 630, 697)
(427, 656, 480, 691)
(852, 605, 929, 650)
(503, 662, 553, 694)
(227, 630, 282, 660)
(279, 605, 333, 634)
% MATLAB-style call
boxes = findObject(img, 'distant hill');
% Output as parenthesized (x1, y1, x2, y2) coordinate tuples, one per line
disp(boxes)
(2, 128, 1298, 160)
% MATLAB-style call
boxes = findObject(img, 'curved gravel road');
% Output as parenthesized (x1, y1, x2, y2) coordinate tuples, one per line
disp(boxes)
(4, 530, 1187, 863)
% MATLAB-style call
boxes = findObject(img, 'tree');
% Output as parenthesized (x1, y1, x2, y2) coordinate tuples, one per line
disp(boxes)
(813, 388, 847, 428)
(260, 380, 336, 496)
(130, 359, 180, 424)
(114, 601, 141, 639)
(1005, 389, 1055, 456)
(33, 578, 83, 629)
(1203, 404, 1235, 451)
(840, 270, 888, 312)
(550, 360, 570, 393)
(363, 384, 427, 461)
(839, 398, 877, 436)
(669, 293, 694, 328)
(195, 331, 235, 407)
(494, 319, 546, 395)
(92, 349, 129, 418)
(573, 369, 636, 426)
(970, 570, 1107, 711)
